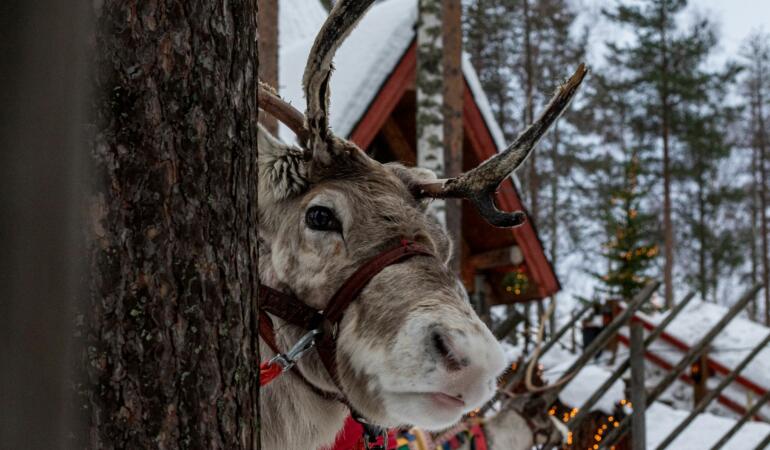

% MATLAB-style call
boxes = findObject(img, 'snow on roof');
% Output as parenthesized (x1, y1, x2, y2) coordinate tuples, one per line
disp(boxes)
(277, 0, 507, 151)
(639, 299, 770, 393)
(279, 0, 327, 44)
(541, 344, 625, 414)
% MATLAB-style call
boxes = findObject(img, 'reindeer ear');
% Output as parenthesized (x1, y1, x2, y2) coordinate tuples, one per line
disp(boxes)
(258, 124, 309, 204)
(385, 163, 440, 213)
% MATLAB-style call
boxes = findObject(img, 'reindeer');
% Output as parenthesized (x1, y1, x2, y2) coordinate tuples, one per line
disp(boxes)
(257, 2, 586, 449)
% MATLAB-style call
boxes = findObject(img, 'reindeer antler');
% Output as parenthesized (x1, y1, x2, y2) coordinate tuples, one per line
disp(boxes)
(302, 0, 376, 164)
(256, 0, 587, 229)
(414, 64, 588, 227)
(258, 81, 309, 145)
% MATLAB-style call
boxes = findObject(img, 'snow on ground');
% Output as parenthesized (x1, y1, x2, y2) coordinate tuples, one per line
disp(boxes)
(502, 338, 626, 413)
(646, 402, 770, 450)
(634, 299, 770, 419)
(639, 299, 770, 388)
(277, 0, 508, 153)
(505, 319, 770, 448)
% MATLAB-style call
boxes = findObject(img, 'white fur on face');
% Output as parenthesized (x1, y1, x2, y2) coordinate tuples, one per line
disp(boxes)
(271, 189, 354, 309)
(338, 282, 506, 430)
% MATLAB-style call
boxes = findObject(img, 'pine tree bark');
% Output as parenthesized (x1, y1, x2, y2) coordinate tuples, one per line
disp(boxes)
(522, 0, 538, 225)
(521, 0, 536, 350)
(659, 7, 675, 309)
(84, 1, 259, 448)
(757, 74, 770, 326)
(549, 124, 560, 336)
(750, 139, 759, 320)
(443, 0, 463, 275)
(697, 171, 707, 302)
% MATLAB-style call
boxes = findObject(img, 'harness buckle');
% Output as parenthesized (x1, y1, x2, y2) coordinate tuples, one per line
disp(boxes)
(268, 329, 322, 372)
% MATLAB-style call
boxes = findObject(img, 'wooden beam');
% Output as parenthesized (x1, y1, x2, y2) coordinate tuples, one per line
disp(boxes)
(654, 331, 770, 450)
(443, 0, 463, 275)
(569, 291, 696, 431)
(380, 117, 416, 165)
(630, 322, 647, 450)
(468, 245, 524, 270)
(600, 284, 762, 449)
(258, 0, 278, 134)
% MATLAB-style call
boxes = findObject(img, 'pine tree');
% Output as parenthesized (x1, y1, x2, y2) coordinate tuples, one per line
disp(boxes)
(598, 155, 659, 301)
(463, 0, 517, 135)
(672, 44, 742, 302)
(602, 0, 731, 308)
(741, 31, 770, 324)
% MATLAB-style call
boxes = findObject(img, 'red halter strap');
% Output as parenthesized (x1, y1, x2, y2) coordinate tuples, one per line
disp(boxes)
(258, 239, 433, 391)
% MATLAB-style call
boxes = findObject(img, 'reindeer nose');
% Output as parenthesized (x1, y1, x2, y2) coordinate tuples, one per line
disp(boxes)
(430, 330, 468, 372)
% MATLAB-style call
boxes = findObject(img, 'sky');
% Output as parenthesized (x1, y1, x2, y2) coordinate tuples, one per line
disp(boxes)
(580, 0, 770, 66)
(694, 0, 769, 57)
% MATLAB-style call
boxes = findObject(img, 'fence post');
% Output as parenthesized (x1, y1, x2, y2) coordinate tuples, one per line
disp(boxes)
(692, 350, 710, 406)
(630, 320, 646, 450)
(600, 284, 763, 449)
(569, 291, 695, 432)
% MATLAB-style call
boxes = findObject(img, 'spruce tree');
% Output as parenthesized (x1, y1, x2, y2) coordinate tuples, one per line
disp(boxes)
(598, 155, 659, 301)
(741, 31, 770, 324)
(602, 0, 732, 307)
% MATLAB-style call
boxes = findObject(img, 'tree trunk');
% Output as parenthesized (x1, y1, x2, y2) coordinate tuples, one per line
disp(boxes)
(750, 137, 759, 320)
(443, 0, 463, 275)
(659, 8, 675, 309)
(522, 0, 538, 225)
(417, 0, 447, 227)
(258, 0, 279, 135)
(84, 1, 259, 448)
(757, 73, 770, 326)
(549, 124, 560, 336)
(697, 174, 707, 302)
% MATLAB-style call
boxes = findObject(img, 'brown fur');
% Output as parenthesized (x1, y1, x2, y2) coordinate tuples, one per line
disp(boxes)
(258, 126, 505, 449)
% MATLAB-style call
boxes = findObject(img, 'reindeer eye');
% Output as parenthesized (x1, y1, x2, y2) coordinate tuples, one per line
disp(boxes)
(305, 206, 342, 232)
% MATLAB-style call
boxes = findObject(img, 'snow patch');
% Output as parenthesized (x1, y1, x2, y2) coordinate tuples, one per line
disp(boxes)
(277, 0, 510, 158)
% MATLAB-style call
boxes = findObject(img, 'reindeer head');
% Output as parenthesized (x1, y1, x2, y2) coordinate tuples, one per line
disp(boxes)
(258, 0, 586, 431)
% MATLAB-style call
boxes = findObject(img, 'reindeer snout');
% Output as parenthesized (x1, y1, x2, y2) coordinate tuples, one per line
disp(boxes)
(430, 330, 468, 371)
(427, 322, 506, 406)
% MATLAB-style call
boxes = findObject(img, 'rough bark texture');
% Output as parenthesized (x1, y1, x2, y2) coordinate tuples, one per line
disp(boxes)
(258, 0, 278, 135)
(84, 1, 259, 448)
(442, 0, 463, 275)
(417, 0, 447, 226)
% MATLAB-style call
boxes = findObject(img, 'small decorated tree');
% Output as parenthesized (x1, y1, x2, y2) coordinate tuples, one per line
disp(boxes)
(598, 155, 658, 302)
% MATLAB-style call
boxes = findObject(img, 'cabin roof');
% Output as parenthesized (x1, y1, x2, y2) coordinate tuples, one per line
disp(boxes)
(277, 0, 505, 150)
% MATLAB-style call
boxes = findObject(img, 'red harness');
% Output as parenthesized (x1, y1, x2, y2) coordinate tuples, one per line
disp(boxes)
(258, 239, 433, 449)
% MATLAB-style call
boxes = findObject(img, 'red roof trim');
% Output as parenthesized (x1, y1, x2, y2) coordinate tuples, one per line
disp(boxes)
(349, 44, 416, 149)
(348, 41, 559, 299)
(616, 332, 755, 418)
(630, 314, 768, 397)
(462, 84, 560, 298)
